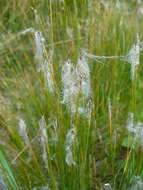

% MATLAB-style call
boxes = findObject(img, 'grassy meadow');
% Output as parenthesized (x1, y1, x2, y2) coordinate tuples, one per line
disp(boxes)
(1, 0, 143, 189)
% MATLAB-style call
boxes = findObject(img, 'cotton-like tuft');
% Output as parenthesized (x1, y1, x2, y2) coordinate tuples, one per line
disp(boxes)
(103, 183, 113, 190)
(34, 31, 45, 64)
(39, 116, 48, 168)
(65, 128, 77, 166)
(76, 56, 91, 99)
(61, 55, 92, 117)
(127, 34, 141, 80)
(18, 119, 29, 146)
(34, 31, 55, 94)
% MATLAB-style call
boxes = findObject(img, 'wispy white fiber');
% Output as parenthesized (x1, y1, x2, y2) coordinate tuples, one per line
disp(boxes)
(40, 187, 51, 190)
(48, 118, 59, 146)
(39, 116, 48, 168)
(61, 56, 92, 118)
(76, 56, 91, 99)
(61, 60, 79, 114)
(126, 113, 134, 133)
(34, 31, 54, 93)
(34, 31, 45, 64)
(129, 176, 143, 190)
(126, 113, 143, 147)
(103, 183, 113, 190)
(41, 60, 55, 94)
(59, 0, 64, 2)
(83, 35, 142, 81)
(32, 186, 50, 190)
(83, 49, 125, 60)
(127, 34, 141, 80)
(18, 119, 29, 146)
(39, 116, 48, 144)
(65, 128, 76, 147)
(65, 128, 77, 166)
(20, 28, 34, 35)
(100, 0, 110, 8)
(65, 149, 76, 166)
(133, 122, 143, 146)
(18, 119, 32, 161)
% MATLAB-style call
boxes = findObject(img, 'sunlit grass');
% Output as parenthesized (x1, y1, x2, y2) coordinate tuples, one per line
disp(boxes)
(1, 0, 143, 189)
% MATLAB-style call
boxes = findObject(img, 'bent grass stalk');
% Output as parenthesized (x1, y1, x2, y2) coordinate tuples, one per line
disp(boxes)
(1, 1, 143, 189)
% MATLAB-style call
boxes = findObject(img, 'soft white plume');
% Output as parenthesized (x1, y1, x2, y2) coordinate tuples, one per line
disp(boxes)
(127, 34, 141, 80)
(34, 31, 54, 94)
(61, 56, 92, 117)
(103, 183, 113, 190)
(39, 116, 48, 168)
(18, 119, 32, 161)
(65, 128, 77, 166)
(61, 60, 79, 113)
(129, 176, 143, 190)
(126, 113, 143, 147)
(18, 119, 29, 146)
(34, 31, 45, 63)
(76, 56, 91, 99)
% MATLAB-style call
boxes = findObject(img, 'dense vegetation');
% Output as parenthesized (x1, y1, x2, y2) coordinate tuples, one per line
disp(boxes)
(1, 0, 143, 189)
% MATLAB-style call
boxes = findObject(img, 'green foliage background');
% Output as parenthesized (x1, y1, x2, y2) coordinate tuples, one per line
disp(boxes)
(1, 0, 143, 189)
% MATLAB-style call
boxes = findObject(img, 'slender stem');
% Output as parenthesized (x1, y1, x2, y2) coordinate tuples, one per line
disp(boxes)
(83, 51, 125, 60)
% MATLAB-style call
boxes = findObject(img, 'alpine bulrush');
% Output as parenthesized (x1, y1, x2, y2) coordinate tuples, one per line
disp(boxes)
(126, 113, 134, 132)
(83, 34, 142, 81)
(39, 116, 48, 168)
(34, 31, 54, 94)
(18, 119, 30, 147)
(61, 60, 79, 114)
(76, 56, 91, 99)
(18, 119, 32, 161)
(127, 34, 141, 80)
(126, 113, 143, 148)
(34, 31, 45, 64)
(61, 55, 92, 117)
(129, 176, 143, 190)
(42, 60, 55, 94)
(65, 128, 77, 166)
(103, 183, 113, 190)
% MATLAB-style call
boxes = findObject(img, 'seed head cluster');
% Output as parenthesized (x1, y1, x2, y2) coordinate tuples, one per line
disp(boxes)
(61, 56, 91, 116)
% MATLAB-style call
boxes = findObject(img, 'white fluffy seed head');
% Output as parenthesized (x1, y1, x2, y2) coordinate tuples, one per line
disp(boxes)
(34, 31, 45, 63)
(130, 176, 143, 190)
(133, 122, 143, 148)
(18, 119, 32, 161)
(65, 128, 76, 148)
(18, 119, 29, 146)
(39, 116, 48, 167)
(103, 183, 113, 190)
(65, 149, 76, 166)
(39, 116, 48, 143)
(19, 119, 27, 137)
(76, 56, 91, 99)
(76, 56, 90, 78)
(65, 128, 77, 166)
(100, 0, 110, 8)
(32, 186, 50, 190)
(126, 113, 143, 148)
(34, 31, 55, 94)
(62, 60, 75, 87)
(61, 56, 92, 115)
(126, 113, 134, 132)
(127, 34, 141, 80)
(20, 28, 34, 35)
(43, 61, 54, 94)
(61, 60, 80, 113)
